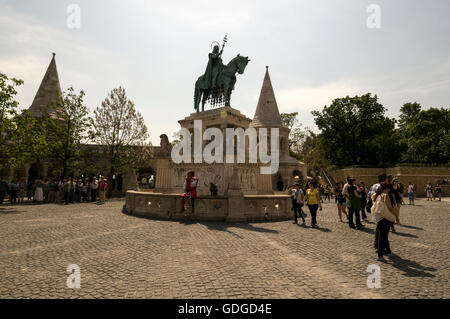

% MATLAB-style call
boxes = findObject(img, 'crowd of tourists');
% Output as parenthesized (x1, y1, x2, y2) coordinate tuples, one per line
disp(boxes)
(289, 174, 443, 263)
(0, 175, 108, 205)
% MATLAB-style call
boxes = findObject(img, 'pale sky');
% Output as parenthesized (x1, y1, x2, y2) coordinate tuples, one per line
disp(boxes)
(1, 0, 449, 145)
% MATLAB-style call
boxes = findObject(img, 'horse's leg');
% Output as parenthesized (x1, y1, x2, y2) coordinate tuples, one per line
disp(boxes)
(223, 82, 231, 107)
(201, 90, 208, 112)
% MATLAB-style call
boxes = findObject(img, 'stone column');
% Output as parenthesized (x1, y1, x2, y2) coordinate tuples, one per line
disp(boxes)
(226, 167, 246, 222)
(155, 158, 173, 191)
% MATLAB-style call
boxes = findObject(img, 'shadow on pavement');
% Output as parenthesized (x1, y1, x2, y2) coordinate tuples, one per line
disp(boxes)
(399, 224, 424, 231)
(0, 207, 21, 214)
(313, 225, 332, 232)
(391, 231, 418, 238)
(204, 221, 279, 234)
(359, 227, 375, 235)
(389, 254, 437, 278)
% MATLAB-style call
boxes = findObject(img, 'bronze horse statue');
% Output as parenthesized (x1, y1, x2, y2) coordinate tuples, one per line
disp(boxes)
(194, 54, 250, 112)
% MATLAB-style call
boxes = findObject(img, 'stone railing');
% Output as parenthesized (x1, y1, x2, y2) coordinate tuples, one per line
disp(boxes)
(123, 191, 292, 222)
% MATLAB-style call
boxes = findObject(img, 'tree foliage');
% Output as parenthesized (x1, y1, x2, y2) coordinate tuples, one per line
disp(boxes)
(312, 93, 400, 167)
(90, 86, 152, 178)
(0, 72, 24, 167)
(43, 87, 92, 178)
(0, 72, 49, 170)
(402, 107, 449, 164)
(398, 102, 421, 130)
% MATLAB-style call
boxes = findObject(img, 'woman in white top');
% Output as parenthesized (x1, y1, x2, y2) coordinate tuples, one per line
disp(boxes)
(372, 183, 396, 262)
(34, 179, 44, 203)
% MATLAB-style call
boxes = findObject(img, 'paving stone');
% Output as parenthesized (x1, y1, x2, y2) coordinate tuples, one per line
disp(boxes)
(0, 198, 448, 298)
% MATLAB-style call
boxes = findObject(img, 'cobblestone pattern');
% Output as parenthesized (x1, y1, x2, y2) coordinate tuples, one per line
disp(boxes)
(0, 198, 448, 299)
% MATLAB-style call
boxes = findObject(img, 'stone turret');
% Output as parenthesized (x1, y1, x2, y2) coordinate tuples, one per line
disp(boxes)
(29, 53, 62, 118)
(250, 66, 307, 190)
(250, 66, 283, 128)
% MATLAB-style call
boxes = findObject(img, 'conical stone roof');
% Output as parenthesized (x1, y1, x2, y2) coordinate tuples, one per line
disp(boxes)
(250, 66, 283, 128)
(29, 53, 62, 118)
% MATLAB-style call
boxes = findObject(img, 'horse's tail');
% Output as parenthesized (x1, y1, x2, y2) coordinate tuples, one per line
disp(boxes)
(194, 80, 200, 112)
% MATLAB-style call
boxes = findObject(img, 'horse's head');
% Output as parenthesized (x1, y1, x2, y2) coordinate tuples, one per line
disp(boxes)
(235, 54, 250, 74)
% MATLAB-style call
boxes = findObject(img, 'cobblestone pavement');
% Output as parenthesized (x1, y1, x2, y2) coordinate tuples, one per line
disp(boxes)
(0, 198, 448, 299)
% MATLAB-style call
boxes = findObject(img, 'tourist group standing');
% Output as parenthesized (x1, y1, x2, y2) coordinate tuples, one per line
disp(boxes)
(0, 175, 108, 205)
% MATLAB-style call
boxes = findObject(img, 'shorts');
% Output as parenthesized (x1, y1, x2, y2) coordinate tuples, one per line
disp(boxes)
(337, 201, 346, 207)
(408, 193, 414, 200)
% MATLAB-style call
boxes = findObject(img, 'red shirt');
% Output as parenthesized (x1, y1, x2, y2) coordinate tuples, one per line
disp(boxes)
(99, 181, 108, 192)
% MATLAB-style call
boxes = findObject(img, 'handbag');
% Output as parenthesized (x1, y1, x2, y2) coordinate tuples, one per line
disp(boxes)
(372, 194, 396, 223)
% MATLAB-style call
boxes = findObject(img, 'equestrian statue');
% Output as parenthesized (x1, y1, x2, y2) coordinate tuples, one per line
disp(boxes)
(194, 36, 250, 112)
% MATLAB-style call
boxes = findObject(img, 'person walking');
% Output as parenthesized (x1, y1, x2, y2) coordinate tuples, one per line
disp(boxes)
(425, 182, 433, 201)
(324, 185, 331, 203)
(391, 179, 402, 227)
(43, 178, 50, 202)
(346, 178, 363, 229)
(34, 179, 44, 203)
(63, 179, 70, 205)
(48, 179, 56, 203)
(407, 181, 415, 205)
(18, 179, 26, 204)
(98, 177, 108, 204)
(290, 184, 298, 223)
(399, 182, 405, 205)
(290, 184, 305, 224)
(26, 179, 34, 201)
(77, 179, 84, 203)
(295, 184, 306, 224)
(91, 176, 98, 202)
(69, 178, 75, 204)
(0, 179, 8, 204)
(359, 181, 368, 223)
(372, 182, 395, 262)
(335, 181, 348, 223)
(57, 180, 64, 203)
(435, 184, 442, 201)
(9, 180, 19, 204)
(304, 181, 322, 228)
(82, 179, 89, 202)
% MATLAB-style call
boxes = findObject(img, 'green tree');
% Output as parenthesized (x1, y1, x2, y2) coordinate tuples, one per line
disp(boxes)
(398, 102, 421, 130)
(402, 107, 450, 164)
(0, 72, 48, 171)
(312, 93, 399, 167)
(9, 110, 49, 169)
(0, 72, 24, 168)
(280, 112, 308, 157)
(90, 86, 152, 186)
(44, 87, 92, 178)
(280, 112, 330, 173)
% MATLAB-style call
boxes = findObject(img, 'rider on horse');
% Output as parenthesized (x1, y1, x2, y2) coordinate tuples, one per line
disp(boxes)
(203, 44, 225, 91)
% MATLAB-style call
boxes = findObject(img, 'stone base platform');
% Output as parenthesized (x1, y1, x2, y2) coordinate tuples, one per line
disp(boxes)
(124, 191, 291, 222)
